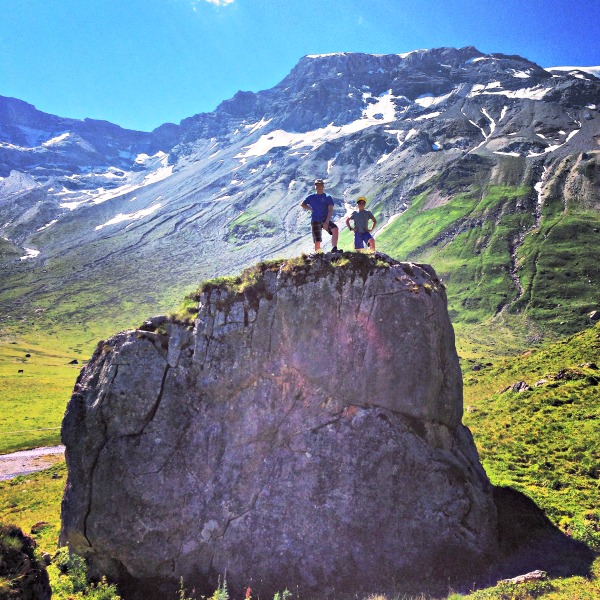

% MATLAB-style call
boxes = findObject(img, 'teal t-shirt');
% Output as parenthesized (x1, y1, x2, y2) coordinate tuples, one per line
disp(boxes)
(350, 210, 374, 233)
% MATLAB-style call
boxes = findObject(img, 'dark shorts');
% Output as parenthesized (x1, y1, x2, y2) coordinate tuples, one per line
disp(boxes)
(354, 231, 373, 249)
(311, 220, 338, 243)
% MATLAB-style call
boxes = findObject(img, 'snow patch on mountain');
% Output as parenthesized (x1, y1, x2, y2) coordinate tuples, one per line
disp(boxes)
(363, 90, 396, 120)
(398, 49, 428, 59)
(534, 167, 550, 206)
(468, 81, 552, 101)
(236, 91, 399, 158)
(42, 133, 72, 146)
(95, 202, 162, 231)
(0, 171, 39, 195)
(414, 111, 442, 121)
(508, 69, 532, 79)
(19, 247, 40, 260)
(1, 131, 99, 155)
(481, 85, 551, 101)
(60, 152, 173, 210)
(245, 118, 272, 134)
(404, 129, 418, 142)
(415, 91, 455, 109)
(37, 219, 59, 232)
(527, 128, 580, 157)
(547, 66, 600, 79)
(306, 52, 349, 59)
(494, 151, 520, 157)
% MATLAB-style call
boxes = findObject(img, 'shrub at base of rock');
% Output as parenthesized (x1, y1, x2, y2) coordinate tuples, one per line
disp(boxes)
(0, 523, 51, 600)
(61, 254, 501, 598)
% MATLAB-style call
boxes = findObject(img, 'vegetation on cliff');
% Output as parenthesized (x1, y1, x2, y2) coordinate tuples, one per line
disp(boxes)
(377, 177, 600, 339)
(169, 252, 431, 323)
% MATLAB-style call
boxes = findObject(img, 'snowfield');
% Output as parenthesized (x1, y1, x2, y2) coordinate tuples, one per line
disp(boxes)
(235, 90, 399, 159)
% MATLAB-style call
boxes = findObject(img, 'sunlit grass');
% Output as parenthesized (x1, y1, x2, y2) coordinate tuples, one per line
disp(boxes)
(0, 335, 81, 454)
(464, 323, 600, 545)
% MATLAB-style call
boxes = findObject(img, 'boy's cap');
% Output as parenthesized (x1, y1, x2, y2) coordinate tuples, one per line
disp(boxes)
(314, 178, 325, 185)
(357, 196, 367, 205)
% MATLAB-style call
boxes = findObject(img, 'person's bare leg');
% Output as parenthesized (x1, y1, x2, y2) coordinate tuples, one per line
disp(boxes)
(368, 238, 376, 252)
(331, 227, 339, 248)
(315, 241, 322, 252)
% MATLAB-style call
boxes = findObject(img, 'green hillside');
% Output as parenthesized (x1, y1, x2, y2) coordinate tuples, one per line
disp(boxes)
(377, 156, 600, 343)
(464, 322, 600, 551)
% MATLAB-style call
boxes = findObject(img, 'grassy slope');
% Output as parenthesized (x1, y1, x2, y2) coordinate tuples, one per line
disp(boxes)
(377, 182, 600, 350)
(378, 185, 531, 321)
(0, 334, 80, 454)
(0, 300, 177, 454)
(0, 234, 201, 453)
(0, 464, 65, 555)
(516, 205, 600, 334)
(463, 323, 600, 536)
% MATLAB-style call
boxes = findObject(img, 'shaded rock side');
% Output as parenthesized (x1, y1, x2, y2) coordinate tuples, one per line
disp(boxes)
(61, 253, 499, 598)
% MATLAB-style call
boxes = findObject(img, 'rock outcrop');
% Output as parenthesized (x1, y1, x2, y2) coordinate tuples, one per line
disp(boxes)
(0, 524, 52, 600)
(61, 253, 499, 598)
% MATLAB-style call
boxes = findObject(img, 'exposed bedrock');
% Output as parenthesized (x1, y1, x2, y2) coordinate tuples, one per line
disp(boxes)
(61, 253, 499, 598)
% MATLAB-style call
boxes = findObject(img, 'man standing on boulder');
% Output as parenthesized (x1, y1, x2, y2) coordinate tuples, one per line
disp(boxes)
(301, 179, 342, 253)
(346, 196, 377, 252)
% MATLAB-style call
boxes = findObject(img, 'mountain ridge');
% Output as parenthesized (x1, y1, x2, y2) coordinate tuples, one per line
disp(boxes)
(1, 45, 599, 349)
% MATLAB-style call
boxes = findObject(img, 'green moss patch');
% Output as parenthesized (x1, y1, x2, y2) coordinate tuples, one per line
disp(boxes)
(171, 253, 402, 324)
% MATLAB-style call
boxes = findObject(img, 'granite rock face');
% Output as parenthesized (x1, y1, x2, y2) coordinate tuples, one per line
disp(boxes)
(61, 253, 499, 598)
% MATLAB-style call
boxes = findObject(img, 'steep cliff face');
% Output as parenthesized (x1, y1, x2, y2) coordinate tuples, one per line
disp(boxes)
(61, 253, 499, 598)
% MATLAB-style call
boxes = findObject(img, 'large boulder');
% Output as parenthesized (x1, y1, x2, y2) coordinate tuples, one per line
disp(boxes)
(61, 253, 499, 598)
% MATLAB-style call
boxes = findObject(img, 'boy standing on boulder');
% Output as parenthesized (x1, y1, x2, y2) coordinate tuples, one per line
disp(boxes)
(346, 196, 377, 252)
(301, 179, 342, 253)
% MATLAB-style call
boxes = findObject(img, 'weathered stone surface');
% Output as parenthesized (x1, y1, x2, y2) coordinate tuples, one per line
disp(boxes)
(499, 569, 547, 584)
(61, 253, 499, 598)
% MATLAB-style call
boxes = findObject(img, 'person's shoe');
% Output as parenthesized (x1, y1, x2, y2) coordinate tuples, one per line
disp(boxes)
(331, 246, 343, 254)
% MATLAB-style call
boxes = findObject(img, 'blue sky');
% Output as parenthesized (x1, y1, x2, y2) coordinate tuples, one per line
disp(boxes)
(1, 0, 599, 132)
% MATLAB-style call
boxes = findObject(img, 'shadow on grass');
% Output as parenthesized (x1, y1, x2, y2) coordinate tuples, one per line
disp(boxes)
(491, 486, 596, 581)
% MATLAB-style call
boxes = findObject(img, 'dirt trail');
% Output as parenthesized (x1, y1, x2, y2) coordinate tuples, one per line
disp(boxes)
(0, 446, 65, 481)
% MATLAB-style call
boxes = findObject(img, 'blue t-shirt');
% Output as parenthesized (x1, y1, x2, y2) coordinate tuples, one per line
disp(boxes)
(304, 193, 334, 222)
